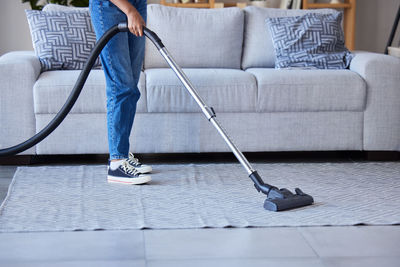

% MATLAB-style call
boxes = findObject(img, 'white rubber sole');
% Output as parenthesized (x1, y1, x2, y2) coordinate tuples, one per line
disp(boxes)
(107, 174, 151, 185)
(135, 165, 152, 174)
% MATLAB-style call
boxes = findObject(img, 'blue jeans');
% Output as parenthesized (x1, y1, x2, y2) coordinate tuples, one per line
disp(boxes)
(89, 0, 147, 160)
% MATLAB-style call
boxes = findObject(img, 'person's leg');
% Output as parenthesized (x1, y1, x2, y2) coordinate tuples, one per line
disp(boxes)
(126, 0, 147, 144)
(90, 0, 151, 184)
(90, 0, 140, 161)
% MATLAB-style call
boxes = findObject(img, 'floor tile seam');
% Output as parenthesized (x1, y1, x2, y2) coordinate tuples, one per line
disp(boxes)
(319, 256, 400, 259)
(0, 259, 144, 262)
(0, 259, 146, 264)
(144, 255, 320, 261)
(141, 230, 148, 265)
(297, 227, 321, 258)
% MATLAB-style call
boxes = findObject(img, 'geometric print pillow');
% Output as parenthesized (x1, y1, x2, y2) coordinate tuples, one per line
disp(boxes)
(25, 10, 101, 71)
(266, 12, 353, 69)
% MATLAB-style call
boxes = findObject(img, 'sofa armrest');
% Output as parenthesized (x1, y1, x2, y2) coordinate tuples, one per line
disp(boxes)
(0, 51, 41, 155)
(350, 51, 400, 151)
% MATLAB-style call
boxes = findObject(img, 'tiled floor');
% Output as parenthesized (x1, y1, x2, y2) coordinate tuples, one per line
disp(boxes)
(0, 154, 399, 267)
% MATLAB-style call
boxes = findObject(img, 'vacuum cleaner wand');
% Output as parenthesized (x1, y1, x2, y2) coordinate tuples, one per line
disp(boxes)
(137, 23, 314, 212)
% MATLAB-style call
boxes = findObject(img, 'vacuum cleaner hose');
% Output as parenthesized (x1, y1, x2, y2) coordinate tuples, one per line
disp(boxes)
(0, 23, 132, 157)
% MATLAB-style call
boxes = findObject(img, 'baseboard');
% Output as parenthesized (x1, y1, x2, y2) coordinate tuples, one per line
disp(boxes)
(365, 151, 400, 161)
(1, 151, 398, 165)
(0, 155, 33, 165)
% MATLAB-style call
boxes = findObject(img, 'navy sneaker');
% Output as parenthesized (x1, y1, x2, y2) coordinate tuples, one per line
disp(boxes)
(127, 152, 152, 174)
(107, 160, 151, 185)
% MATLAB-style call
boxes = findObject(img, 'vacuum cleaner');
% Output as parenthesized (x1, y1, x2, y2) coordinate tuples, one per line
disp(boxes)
(0, 23, 314, 211)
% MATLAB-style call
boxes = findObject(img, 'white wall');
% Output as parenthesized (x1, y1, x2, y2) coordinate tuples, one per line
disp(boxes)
(0, 0, 33, 55)
(355, 0, 400, 52)
(0, 0, 399, 56)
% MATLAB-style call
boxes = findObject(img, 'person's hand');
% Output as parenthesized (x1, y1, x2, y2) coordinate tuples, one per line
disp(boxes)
(126, 8, 145, 37)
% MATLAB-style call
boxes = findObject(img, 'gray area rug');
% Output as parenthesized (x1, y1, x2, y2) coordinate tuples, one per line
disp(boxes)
(1, 162, 399, 232)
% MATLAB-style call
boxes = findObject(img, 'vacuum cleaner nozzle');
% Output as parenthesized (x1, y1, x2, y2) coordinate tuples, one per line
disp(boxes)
(264, 187, 314, 212)
(249, 171, 314, 211)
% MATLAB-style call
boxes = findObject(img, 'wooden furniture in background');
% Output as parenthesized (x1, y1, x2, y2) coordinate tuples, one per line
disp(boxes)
(214, 2, 247, 9)
(160, 0, 215, 8)
(302, 0, 356, 50)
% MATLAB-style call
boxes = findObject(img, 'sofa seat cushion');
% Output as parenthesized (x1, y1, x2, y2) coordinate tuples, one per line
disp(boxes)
(145, 68, 257, 113)
(33, 69, 147, 114)
(145, 4, 244, 69)
(246, 68, 366, 112)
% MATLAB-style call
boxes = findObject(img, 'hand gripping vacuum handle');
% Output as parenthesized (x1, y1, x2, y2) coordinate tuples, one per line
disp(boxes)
(118, 22, 165, 50)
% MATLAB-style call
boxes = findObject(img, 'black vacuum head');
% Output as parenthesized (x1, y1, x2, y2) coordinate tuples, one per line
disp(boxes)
(264, 188, 314, 212)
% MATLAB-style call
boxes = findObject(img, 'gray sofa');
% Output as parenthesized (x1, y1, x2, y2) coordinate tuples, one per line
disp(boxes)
(1, 5, 399, 156)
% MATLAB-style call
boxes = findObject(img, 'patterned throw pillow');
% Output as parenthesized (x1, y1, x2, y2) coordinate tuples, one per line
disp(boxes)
(266, 12, 353, 69)
(25, 10, 100, 71)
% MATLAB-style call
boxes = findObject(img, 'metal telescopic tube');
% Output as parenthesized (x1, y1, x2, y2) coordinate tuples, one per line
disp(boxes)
(209, 117, 255, 175)
(159, 47, 255, 175)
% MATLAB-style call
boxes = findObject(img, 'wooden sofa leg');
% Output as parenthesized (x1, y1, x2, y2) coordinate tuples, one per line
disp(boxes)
(365, 151, 400, 161)
(0, 155, 33, 165)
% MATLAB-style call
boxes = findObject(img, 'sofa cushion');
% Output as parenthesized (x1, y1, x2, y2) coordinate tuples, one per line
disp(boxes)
(145, 68, 257, 113)
(266, 12, 353, 69)
(145, 4, 244, 69)
(33, 70, 146, 114)
(246, 68, 366, 112)
(242, 7, 337, 70)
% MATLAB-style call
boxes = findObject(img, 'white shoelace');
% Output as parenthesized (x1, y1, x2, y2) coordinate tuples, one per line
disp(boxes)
(128, 152, 140, 166)
(121, 161, 140, 176)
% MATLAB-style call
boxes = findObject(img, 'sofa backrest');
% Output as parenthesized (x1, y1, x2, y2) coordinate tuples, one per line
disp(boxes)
(42, 3, 88, 12)
(144, 4, 244, 69)
(41, 4, 339, 70)
(242, 6, 338, 69)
